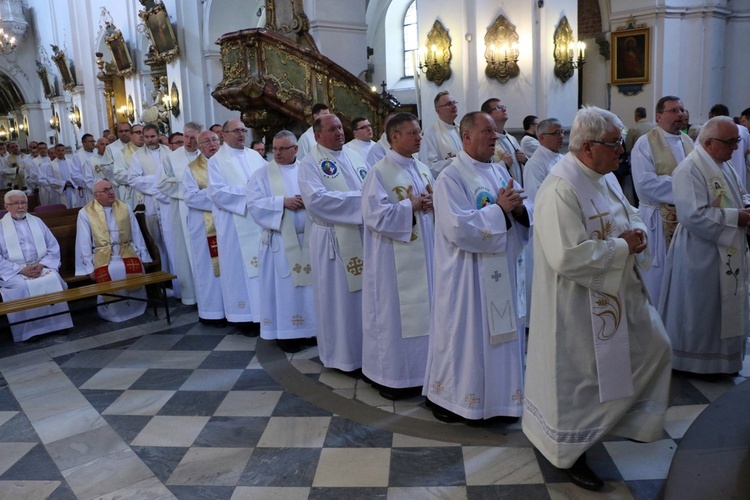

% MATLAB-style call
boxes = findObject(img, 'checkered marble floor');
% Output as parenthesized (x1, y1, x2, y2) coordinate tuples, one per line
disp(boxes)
(0, 302, 746, 499)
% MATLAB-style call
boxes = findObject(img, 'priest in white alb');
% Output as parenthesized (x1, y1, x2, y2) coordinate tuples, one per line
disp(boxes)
(207, 118, 267, 328)
(419, 91, 461, 178)
(0, 190, 73, 342)
(660, 116, 750, 375)
(343, 117, 376, 162)
(75, 179, 153, 322)
(247, 130, 316, 352)
(298, 113, 369, 372)
(523, 107, 672, 492)
(183, 130, 226, 323)
(361, 112, 435, 399)
(423, 111, 531, 424)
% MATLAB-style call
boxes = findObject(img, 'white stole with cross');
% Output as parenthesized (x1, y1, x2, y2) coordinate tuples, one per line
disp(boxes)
(310, 145, 368, 291)
(215, 145, 264, 278)
(690, 146, 747, 339)
(267, 160, 311, 286)
(454, 160, 518, 344)
(373, 153, 433, 338)
(1, 213, 63, 297)
(553, 157, 634, 403)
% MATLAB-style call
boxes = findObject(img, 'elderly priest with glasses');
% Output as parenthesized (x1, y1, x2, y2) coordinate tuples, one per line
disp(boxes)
(0, 190, 73, 341)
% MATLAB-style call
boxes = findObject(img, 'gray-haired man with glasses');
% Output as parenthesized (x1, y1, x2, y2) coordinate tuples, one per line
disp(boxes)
(631, 95, 694, 305)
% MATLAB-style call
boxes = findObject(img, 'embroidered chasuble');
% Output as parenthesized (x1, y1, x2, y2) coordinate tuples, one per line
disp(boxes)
(310, 145, 369, 291)
(646, 128, 694, 249)
(83, 200, 142, 283)
(188, 155, 220, 276)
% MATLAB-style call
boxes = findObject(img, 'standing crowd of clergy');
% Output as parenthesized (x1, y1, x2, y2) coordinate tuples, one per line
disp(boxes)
(1, 92, 748, 491)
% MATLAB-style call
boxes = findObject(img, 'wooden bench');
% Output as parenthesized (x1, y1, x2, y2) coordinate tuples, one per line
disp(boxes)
(0, 271, 177, 326)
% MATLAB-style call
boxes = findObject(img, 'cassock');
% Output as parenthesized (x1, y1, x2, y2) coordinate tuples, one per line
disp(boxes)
(247, 160, 316, 340)
(419, 119, 461, 178)
(361, 150, 435, 388)
(424, 150, 531, 420)
(183, 155, 225, 320)
(207, 144, 267, 323)
(158, 147, 199, 306)
(75, 201, 153, 322)
(0, 213, 73, 341)
(631, 128, 694, 303)
(522, 145, 563, 318)
(298, 144, 368, 371)
(659, 146, 750, 374)
(523, 153, 671, 468)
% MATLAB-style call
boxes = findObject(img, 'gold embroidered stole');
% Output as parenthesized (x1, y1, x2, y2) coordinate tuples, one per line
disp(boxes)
(83, 199, 141, 283)
(646, 128, 694, 248)
(374, 155, 433, 338)
(188, 155, 220, 277)
(267, 161, 311, 286)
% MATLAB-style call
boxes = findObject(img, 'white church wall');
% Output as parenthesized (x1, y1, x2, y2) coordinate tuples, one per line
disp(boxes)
(724, 14, 750, 115)
(305, 0, 369, 77)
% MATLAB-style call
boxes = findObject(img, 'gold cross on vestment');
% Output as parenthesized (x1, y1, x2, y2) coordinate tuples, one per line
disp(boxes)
(587, 199, 610, 240)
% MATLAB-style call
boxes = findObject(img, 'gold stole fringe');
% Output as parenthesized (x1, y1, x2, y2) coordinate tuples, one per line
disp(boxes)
(188, 155, 220, 276)
(646, 128, 694, 249)
(83, 199, 140, 283)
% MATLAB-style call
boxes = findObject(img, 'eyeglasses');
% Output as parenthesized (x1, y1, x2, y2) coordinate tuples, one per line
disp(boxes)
(397, 129, 423, 137)
(94, 187, 115, 194)
(490, 104, 507, 111)
(589, 138, 624, 150)
(711, 137, 742, 146)
(437, 100, 458, 108)
(272, 145, 298, 152)
(6, 201, 27, 206)
(661, 107, 686, 114)
(131, 130, 143, 135)
(541, 130, 565, 136)
(225, 128, 248, 135)
(354, 124, 372, 130)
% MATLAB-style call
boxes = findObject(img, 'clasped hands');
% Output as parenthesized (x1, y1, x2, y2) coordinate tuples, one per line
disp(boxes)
(737, 208, 750, 228)
(19, 263, 44, 279)
(408, 184, 433, 214)
(283, 195, 305, 211)
(620, 228, 647, 254)
(496, 178, 527, 216)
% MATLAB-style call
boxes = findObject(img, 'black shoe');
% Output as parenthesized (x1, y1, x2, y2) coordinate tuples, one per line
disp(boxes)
(302, 337, 318, 346)
(429, 401, 464, 423)
(232, 322, 260, 337)
(199, 317, 227, 328)
(276, 339, 304, 354)
(378, 385, 422, 401)
(562, 454, 604, 491)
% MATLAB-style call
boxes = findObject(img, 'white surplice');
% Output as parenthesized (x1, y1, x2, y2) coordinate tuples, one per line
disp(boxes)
(207, 144, 267, 322)
(493, 131, 524, 185)
(344, 139, 375, 164)
(296, 126, 315, 161)
(366, 133, 389, 167)
(419, 119, 461, 178)
(659, 147, 750, 374)
(423, 150, 532, 419)
(49, 156, 81, 208)
(631, 128, 693, 304)
(75, 205, 153, 322)
(158, 147, 199, 305)
(361, 150, 435, 388)
(247, 161, 316, 340)
(111, 143, 141, 209)
(523, 153, 671, 468)
(0, 214, 73, 341)
(183, 158, 225, 320)
(298, 145, 365, 371)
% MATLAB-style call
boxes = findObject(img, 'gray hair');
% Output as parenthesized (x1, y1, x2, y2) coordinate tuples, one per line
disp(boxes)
(569, 106, 624, 153)
(536, 118, 562, 136)
(184, 122, 203, 134)
(698, 116, 736, 146)
(4, 190, 26, 204)
(274, 130, 297, 144)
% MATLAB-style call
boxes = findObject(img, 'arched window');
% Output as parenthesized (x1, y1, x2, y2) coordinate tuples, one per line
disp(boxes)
(403, 1, 418, 77)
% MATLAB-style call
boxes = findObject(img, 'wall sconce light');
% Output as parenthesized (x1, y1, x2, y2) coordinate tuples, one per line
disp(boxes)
(484, 15, 520, 84)
(68, 105, 82, 128)
(161, 81, 180, 118)
(49, 113, 60, 131)
(418, 20, 452, 86)
(553, 16, 585, 83)
(126, 95, 135, 122)
(0, 126, 7, 141)
(0, 15, 17, 55)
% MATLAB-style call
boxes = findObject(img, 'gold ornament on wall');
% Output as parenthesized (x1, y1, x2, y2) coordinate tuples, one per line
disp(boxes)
(553, 16, 585, 83)
(484, 15, 520, 84)
(418, 20, 452, 86)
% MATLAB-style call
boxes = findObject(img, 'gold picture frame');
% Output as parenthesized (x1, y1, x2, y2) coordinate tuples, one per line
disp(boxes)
(611, 27, 650, 85)
(51, 45, 77, 92)
(36, 60, 56, 99)
(139, 1, 179, 63)
(104, 22, 135, 76)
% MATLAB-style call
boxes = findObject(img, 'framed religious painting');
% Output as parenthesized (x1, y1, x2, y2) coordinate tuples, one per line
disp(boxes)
(50, 45, 77, 92)
(36, 61, 56, 99)
(611, 27, 650, 85)
(139, 1, 180, 62)
(104, 22, 135, 76)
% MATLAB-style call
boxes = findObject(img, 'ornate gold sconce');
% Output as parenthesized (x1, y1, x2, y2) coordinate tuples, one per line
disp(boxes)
(126, 95, 135, 122)
(68, 105, 81, 128)
(161, 82, 180, 118)
(553, 16, 585, 83)
(49, 113, 60, 131)
(0, 126, 7, 141)
(484, 15, 520, 84)
(418, 20, 452, 86)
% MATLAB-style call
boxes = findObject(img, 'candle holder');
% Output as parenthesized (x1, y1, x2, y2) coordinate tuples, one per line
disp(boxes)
(417, 20, 452, 86)
(553, 16, 585, 83)
(484, 15, 520, 84)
